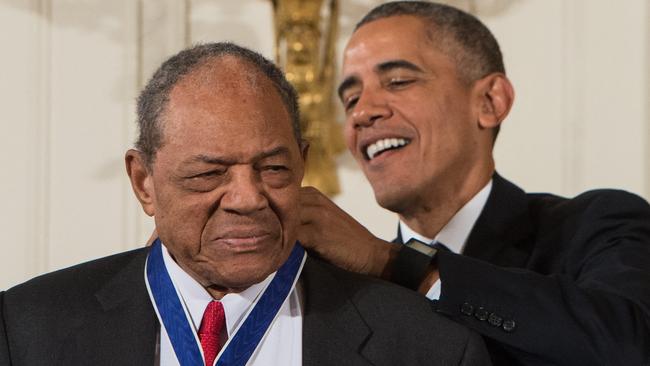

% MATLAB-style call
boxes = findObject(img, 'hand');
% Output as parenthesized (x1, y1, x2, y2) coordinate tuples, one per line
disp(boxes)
(417, 264, 440, 295)
(298, 186, 400, 279)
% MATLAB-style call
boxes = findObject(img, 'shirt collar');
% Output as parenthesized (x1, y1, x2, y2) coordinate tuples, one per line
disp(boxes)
(161, 243, 272, 336)
(399, 179, 492, 254)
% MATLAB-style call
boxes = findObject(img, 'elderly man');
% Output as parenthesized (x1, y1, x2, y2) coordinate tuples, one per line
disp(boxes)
(0, 43, 490, 365)
(299, 2, 650, 365)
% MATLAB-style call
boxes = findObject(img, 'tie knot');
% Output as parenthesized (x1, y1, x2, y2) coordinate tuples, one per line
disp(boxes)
(199, 301, 225, 336)
(433, 241, 450, 252)
(199, 301, 226, 366)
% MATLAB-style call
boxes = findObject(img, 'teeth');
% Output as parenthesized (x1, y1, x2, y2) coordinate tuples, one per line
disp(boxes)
(366, 138, 409, 160)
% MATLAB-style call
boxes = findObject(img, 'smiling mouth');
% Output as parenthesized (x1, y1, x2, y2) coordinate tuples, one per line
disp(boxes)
(364, 138, 410, 161)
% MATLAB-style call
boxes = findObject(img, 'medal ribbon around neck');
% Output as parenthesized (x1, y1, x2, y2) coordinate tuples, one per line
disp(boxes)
(145, 238, 306, 366)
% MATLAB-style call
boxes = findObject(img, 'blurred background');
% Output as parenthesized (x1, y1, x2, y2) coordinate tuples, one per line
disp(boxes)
(1, 0, 648, 289)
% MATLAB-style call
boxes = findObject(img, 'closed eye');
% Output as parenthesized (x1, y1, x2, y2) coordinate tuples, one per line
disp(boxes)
(343, 95, 359, 112)
(263, 165, 288, 172)
(260, 164, 292, 188)
(187, 169, 225, 179)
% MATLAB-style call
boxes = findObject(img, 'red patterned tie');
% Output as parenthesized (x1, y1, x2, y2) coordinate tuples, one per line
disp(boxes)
(198, 301, 226, 366)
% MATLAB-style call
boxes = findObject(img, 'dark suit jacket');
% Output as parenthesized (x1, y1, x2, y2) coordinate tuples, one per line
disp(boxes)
(403, 174, 650, 365)
(0, 247, 490, 365)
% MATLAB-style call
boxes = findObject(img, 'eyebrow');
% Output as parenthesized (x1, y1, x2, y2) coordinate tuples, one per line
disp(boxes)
(183, 146, 291, 166)
(337, 59, 425, 100)
(376, 59, 424, 74)
(253, 146, 291, 161)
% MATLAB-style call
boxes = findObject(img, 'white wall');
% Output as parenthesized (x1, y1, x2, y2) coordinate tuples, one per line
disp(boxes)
(1, 0, 648, 289)
(490, 1, 650, 197)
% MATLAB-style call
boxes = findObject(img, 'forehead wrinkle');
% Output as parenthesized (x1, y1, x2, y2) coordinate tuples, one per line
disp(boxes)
(178, 146, 293, 173)
(343, 17, 435, 81)
(183, 154, 236, 166)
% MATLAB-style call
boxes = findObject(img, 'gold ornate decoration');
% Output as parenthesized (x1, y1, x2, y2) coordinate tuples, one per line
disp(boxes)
(271, 0, 345, 196)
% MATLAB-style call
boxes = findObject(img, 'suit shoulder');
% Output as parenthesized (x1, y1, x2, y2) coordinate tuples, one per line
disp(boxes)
(4, 247, 149, 307)
(305, 256, 423, 302)
(523, 188, 650, 266)
(305, 258, 483, 342)
(575, 189, 650, 210)
(528, 188, 650, 220)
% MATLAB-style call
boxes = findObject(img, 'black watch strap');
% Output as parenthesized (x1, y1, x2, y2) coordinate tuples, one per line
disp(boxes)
(392, 238, 438, 290)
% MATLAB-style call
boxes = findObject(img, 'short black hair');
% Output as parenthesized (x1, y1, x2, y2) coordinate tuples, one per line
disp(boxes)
(356, 1, 505, 84)
(135, 42, 301, 169)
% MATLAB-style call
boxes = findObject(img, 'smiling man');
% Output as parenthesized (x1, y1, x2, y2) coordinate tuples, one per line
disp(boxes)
(0, 42, 491, 366)
(299, 2, 650, 365)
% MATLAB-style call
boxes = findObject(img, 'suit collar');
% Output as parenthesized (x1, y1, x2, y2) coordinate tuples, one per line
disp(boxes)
(301, 257, 376, 366)
(394, 173, 534, 267)
(58, 248, 158, 365)
(57, 250, 389, 365)
(398, 180, 492, 254)
(462, 173, 534, 267)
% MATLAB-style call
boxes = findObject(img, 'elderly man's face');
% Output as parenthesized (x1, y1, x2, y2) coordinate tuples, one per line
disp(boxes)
(339, 16, 484, 213)
(140, 58, 304, 292)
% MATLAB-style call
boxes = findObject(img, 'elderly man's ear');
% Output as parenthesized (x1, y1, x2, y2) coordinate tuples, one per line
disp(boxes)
(474, 73, 515, 130)
(125, 149, 156, 217)
(300, 140, 310, 162)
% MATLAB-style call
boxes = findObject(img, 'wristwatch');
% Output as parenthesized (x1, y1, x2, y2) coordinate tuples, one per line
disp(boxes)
(392, 238, 438, 290)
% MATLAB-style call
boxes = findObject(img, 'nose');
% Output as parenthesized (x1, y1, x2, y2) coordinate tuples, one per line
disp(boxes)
(220, 166, 268, 215)
(350, 88, 392, 129)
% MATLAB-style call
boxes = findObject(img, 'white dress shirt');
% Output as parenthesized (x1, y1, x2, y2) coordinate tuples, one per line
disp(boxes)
(156, 244, 303, 366)
(399, 180, 492, 300)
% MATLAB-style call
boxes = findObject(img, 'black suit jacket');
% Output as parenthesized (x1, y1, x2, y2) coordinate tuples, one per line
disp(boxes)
(0, 247, 490, 365)
(407, 174, 650, 365)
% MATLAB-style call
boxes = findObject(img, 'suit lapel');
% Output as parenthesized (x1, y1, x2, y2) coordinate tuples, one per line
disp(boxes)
(301, 258, 376, 366)
(52, 249, 415, 365)
(57, 248, 158, 366)
(462, 173, 534, 267)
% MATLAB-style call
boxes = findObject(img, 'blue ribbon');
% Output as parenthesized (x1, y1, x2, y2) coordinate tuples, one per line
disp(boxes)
(217, 241, 304, 366)
(146, 239, 305, 366)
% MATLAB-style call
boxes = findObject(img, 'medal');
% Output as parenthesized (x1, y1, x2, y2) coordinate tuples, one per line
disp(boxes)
(145, 239, 306, 366)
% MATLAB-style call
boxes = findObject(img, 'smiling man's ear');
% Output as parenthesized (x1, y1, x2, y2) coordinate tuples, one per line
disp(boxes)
(475, 73, 514, 130)
(125, 149, 156, 216)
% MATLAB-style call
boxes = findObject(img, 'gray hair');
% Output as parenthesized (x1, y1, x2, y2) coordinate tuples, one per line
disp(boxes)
(135, 42, 301, 169)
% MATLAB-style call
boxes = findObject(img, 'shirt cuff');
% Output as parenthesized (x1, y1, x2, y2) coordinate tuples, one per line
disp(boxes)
(425, 279, 442, 300)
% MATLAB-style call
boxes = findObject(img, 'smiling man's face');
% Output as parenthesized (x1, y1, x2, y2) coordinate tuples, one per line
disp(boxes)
(141, 57, 305, 293)
(340, 16, 485, 214)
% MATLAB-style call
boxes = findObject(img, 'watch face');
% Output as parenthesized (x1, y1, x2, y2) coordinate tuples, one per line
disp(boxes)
(405, 239, 437, 257)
